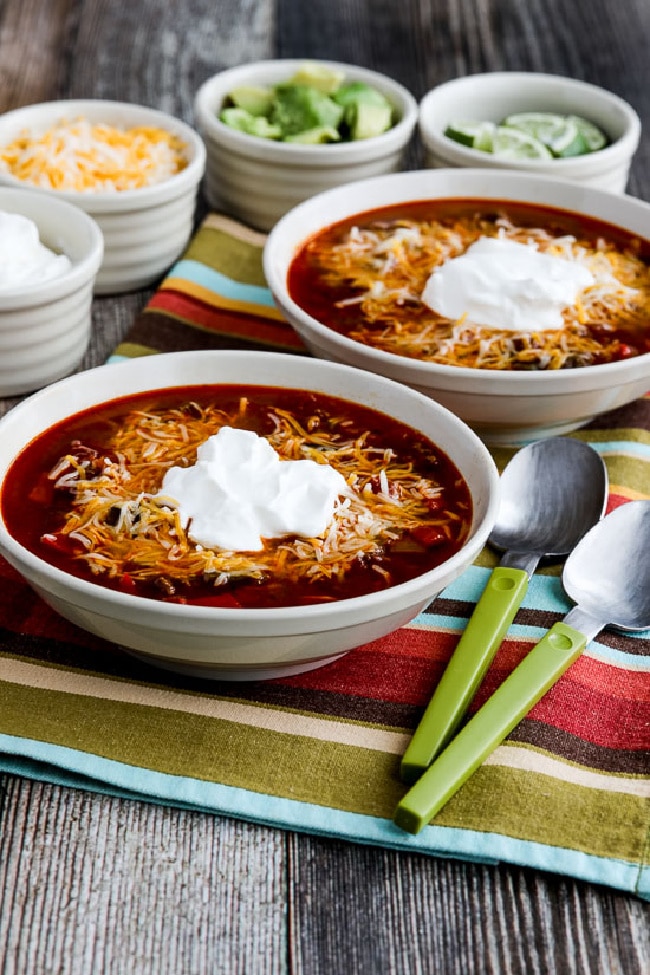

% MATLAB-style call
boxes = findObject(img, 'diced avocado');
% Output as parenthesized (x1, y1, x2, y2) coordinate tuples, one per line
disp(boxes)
(284, 126, 341, 144)
(287, 62, 346, 94)
(332, 82, 394, 139)
(332, 81, 392, 111)
(219, 108, 282, 140)
(269, 84, 344, 137)
(225, 85, 274, 117)
(218, 65, 397, 143)
(345, 101, 393, 140)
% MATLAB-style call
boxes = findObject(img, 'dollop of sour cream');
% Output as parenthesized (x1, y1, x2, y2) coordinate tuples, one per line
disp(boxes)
(421, 237, 595, 331)
(159, 426, 348, 552)
(0, 211, 72, 289)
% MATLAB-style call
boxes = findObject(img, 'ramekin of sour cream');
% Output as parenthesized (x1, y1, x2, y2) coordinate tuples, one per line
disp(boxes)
(0, 186, 103, 396)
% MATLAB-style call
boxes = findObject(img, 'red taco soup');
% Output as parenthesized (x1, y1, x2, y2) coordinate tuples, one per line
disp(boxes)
(287, 198, 650, 371)
(1, 384, 473, 610)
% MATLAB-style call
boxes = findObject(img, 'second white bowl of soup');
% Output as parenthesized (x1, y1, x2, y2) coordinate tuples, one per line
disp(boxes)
(264, 169, 650, 445)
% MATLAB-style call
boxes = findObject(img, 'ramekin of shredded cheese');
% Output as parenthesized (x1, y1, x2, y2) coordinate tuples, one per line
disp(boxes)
(0, 100, 206, 293)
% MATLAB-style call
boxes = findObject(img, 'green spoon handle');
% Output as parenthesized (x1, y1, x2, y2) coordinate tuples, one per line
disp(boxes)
(394, 621, 587, 834)
(400, 566, 530, 783)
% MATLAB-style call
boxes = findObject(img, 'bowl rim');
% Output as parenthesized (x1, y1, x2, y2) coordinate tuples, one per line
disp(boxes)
(0, 185, 104, 304)
(0, 98, 207, 209)
(0, 349, 499, 626)
(263, 167, 650, 395)
(194, 58, 419, 162)
(418, 71, 642, 170)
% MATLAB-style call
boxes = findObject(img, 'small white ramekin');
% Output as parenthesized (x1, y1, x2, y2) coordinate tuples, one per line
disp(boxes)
(0, 187, 103, 396)
(418, 72, 641, 194)
(0, 100, 206, 294)
(194, 59, 418, 231)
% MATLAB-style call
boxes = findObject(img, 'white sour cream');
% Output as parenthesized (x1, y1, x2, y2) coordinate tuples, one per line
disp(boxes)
(159, 426, 348, 552)
(0, 211, 72, 290)
(421, 237, 595, 331)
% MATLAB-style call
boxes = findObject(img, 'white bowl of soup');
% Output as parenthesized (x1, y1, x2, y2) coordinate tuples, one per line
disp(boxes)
(418, 73, 641, 194)
(0, 100, 206, 294)
(263, 169, 650, 445)
(194, 59, 418, 232)
(0, 350, 498, 681)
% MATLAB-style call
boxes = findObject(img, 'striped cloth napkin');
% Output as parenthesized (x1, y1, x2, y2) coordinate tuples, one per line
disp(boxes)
(1, 213, 649, 899)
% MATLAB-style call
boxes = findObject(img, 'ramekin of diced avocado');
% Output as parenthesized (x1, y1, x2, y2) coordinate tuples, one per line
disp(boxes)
(444, 112, 609, 160)
(219, 63, 396, 143)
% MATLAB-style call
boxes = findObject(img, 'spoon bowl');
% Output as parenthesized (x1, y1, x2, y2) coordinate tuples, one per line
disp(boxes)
(563, 500, 650, 631)
(490, 437, 609, 563)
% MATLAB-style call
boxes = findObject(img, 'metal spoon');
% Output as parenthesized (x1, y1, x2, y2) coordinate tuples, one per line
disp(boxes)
(395, 500, 650, 834)
(400, 437, 608, 783)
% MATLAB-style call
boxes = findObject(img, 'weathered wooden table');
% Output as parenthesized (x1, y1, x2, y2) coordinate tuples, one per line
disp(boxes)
(0, 2, 649, 972)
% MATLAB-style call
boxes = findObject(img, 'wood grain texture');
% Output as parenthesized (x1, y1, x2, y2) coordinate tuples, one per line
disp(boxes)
(0, 0, 649, 972)
(0, 779, 287, 974)
(0, 0, 76, 111)
(288, 834, 650, 975)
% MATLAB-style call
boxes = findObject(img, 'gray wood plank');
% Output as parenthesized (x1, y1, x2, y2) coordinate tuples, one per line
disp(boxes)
(0, 778, 287, 975)
(0, 0, 75, 111)
(287, 834, 650, 975)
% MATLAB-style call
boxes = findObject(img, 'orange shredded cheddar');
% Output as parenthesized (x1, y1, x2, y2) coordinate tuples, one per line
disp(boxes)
(0, 118, 188, 191)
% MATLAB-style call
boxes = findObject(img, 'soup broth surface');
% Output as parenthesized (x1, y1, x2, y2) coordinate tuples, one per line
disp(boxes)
(1, 384, 473, 609)
(288, 198, 650, 370)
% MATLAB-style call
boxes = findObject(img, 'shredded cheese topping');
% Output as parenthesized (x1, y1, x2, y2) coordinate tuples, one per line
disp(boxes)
(0, 118, 188, 192)
(305, 214, 650, 369)
(43, 400, 468, 596)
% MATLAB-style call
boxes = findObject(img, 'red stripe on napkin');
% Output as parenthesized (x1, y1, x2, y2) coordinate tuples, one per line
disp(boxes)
(147, 290, 306, 350)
